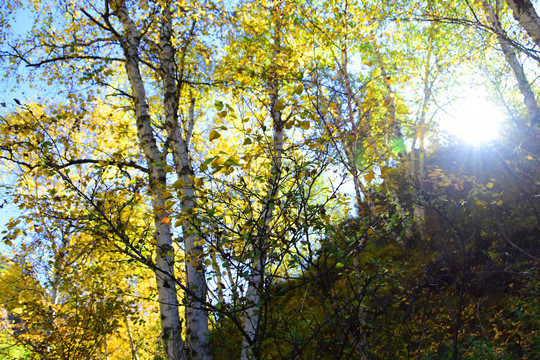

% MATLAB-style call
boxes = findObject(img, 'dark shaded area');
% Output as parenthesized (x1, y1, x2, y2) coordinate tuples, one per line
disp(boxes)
(210, 132, 540, 359)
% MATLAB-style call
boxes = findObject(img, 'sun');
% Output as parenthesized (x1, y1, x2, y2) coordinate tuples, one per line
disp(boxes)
(440, 93, 506, 145)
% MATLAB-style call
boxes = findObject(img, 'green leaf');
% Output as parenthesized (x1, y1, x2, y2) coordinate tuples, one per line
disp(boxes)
(215, 100, 223, 111)
(275, 98, 286, 111)
(209, 130, 221, 141)
(200, 157, 216, 172)
(391, 137, 406, 154)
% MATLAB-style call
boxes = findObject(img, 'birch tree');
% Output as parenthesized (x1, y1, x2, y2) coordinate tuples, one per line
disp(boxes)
(2, 1, 218, 359)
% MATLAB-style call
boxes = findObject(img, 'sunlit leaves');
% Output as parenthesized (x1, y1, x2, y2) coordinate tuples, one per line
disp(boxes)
(209, 129, 221, 141)
(0, 0, 538, 359)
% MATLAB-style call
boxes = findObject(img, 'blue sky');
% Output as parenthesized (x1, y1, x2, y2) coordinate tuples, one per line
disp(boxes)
(0, 8, 34, 254)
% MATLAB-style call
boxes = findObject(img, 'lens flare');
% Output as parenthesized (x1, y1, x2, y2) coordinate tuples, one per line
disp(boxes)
(440, 95, 505, 145)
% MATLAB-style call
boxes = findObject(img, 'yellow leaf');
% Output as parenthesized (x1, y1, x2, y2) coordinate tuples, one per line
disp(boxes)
(300, 121, 310, 130)
(172, 178, 186, 188)
(194, 178, 204, 186)
(294, 84, 303, 95)
(364, 170, 375, 183)
(486, 182, 494, 189)
(275, 98, 286, 111)
(209, 130, 221, 141)
(397, 104, 410, 114)
(218, 110, 227, 118)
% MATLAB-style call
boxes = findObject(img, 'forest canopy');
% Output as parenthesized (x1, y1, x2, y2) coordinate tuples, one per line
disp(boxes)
(0, 0, 539, 359)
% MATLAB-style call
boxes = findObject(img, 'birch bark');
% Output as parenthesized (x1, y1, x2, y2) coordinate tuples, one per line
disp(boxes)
(158, 6, 212, 360)
(505, 0, 540, 50)
(409, 35, 437, 240)
(240, 8, 284, 360)
(124, 316, 140, 360)
(110, 2, 186, 359)
(485, 3, 540, 130)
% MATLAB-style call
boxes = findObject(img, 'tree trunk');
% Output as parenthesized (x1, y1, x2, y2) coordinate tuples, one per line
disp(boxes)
(111, 2, 186, 360)
(505, 0, 540, 50)
(374, 47, 410, 244)
(158, 6, 212, 360)
(409, 34, 437, 240)
(211, 251, 226, 304)
(339, 45, 378, 218)
(485, 3, 540, 130)
(240, 7, 284, 360)
(125, 316, 140, 360)
(103, 334, 110, 360)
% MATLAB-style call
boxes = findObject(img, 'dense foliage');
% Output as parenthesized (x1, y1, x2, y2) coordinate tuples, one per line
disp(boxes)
(0, 0, 538, 359)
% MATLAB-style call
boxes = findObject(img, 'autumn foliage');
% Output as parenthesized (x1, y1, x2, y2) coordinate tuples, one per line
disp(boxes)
(0, 0, 539, 359)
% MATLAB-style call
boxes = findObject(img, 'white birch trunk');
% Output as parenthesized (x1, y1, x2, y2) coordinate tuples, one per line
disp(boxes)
(409, 36, 436, 240)
(339, 46, 378, 216)
(125, 316, 140, 360)
(240, 9, 284, 360)
(506, 0, 540, 50)
(158, 6, 212, 360)
(104, 334, 110, 360)
(485, 3, 540, 129)
(211, 252, 226, 304)
(111, 2, 185, 360)
(374, 47, 409, 243)
(50, 233, 68, 307)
